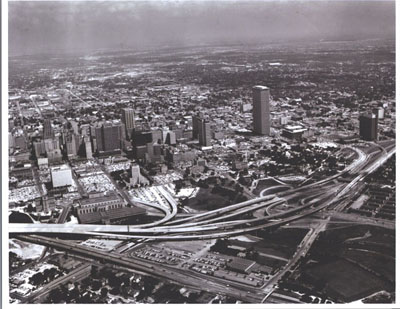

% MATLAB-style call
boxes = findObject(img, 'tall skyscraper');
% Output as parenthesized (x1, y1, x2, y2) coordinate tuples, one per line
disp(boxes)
(359, 114, 378, 141)
(65, 133, 78, 159)
(252, 85, 270, 135)
(84, 137, 93, 159)
(192, 114, 201, 139)
(132, 130, 153, 160)
(121, 108, 135, 139)
(70, 120, 79, 135)
(95, 122, 122, 155)
(199, 119, 212, 147)
(43, 119, 54, 139)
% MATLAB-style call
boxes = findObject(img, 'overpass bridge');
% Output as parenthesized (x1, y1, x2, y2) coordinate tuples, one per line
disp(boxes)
(9, 142, 395, 241)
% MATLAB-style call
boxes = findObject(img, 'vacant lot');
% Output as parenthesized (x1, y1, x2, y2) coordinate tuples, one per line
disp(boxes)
(306, 259, 386, 302)
(183, 187, 246, 211)
(289, 225, 395, 303)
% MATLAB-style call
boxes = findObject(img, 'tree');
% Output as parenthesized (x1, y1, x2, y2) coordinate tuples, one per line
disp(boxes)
(101, 287, 109, 298)
(92, 279, 102, 291)
(300, 294, 312, 303)
(29, 272, 44, 286)
(90, 265, 99, 278)
(47, 287, 65, 303)
(211, 238, 229, 253)
(26, 204, 34, 213)
(245, 247, 259, 261)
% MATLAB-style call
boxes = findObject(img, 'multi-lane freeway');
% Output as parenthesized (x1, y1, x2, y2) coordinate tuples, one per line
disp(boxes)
(9, 140, 395, 303)
(9, 141, 395, 241)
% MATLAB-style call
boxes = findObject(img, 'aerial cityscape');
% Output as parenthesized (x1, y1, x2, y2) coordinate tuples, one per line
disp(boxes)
(7, 0, 396, 305)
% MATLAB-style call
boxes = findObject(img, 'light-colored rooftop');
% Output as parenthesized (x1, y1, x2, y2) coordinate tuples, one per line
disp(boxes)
(253, 85, 269, 90)
(51, 164, 70, 171)
(285, 125, 304, 130)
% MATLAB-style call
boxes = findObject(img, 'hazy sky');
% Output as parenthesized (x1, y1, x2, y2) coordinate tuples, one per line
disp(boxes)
(9, 0, 395, 56)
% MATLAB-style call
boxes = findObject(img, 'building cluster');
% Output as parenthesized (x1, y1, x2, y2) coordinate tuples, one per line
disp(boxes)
(8, 40, 395, 228)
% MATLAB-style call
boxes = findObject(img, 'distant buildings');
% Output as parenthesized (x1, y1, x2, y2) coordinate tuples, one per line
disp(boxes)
(372, 107, 384, 119)
(280, 116, 289, 126)
(252, 85, 270, 135)
(282, 125, 308, 140)
(121, 108, 135, 139)
(51, 164, 73, 188)
(359, 114, 378, 141)
(166, 145, 197, 164)
(241, 102, 252, 113)
(165, 131, 177, 145)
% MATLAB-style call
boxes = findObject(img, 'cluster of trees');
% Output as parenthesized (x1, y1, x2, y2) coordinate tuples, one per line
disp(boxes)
(29, 267, 61, 286)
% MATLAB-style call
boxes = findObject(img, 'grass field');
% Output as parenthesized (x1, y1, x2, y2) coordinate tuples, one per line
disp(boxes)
(306, 259, 386, 302)
(291, 225, 395, 302)
(183, 187, 245, 211)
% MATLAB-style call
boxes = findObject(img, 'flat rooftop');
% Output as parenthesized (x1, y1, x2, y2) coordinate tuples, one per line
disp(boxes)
(51, 164, 70, 171)
(79, 192, 121, 206)
(78, 207, 146, 224)
(253, 85, 269, 90)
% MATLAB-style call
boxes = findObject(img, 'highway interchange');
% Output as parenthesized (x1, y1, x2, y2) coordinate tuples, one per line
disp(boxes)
(10, 140, 395, 303)
(10, 141, 395, 239)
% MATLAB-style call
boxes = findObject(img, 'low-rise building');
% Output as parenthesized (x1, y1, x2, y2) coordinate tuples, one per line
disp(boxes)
(76, 191, 145, 224)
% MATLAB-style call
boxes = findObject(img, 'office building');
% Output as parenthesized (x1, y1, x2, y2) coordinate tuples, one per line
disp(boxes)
(37, 157, 49, 170)
(132, 130, 153, 159)
(372, 107, 384, 119)
(9, 133, 14, 150)
(242, 102, 252, 113)
(199, 119, 212, 147)
(9, 118, 14, 131)
(65, 133, 79, 159)
(95, 122, 122, 155)
(33, 140, 47, 158)
(70, 120, 79, 135)
(192, 114, 201, 139)
(43, 119, 54, 139)
(151, 129, 163, 144)
(14, 135, 27, 150)
(51, 164, 73, 188)
(166, 131, 177, 145)
(130, 164, 141, 186)
(84, 137, 93, 159)
(359, 114, 378, 141)
(282, 125, 308, 140)
(252, 85, 270, 135)
(47, 149, 63, 164)
(280, 116, 289, 126)
(44, 138, 60, 154)
(121, 108, 135, 139)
